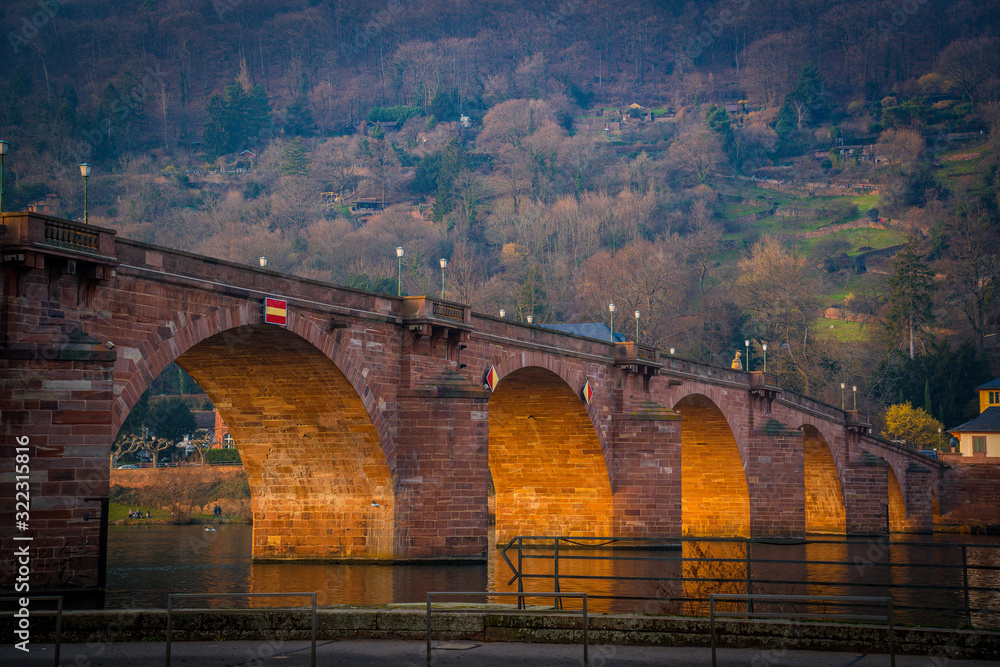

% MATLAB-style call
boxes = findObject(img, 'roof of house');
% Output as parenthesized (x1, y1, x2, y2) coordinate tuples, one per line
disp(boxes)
(975, 378, 1000, 390)
(949, 406, 1000, 434)
(540, 322, 626, 343)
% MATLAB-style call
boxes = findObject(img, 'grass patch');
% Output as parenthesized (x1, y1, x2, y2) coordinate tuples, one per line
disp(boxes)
(109, 502, 173, 522)
(813, 317, 869, 342)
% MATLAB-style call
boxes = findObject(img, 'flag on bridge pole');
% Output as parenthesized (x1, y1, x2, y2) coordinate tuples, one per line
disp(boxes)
(264, 297, 287, 326)
(484, 365, 500, 392)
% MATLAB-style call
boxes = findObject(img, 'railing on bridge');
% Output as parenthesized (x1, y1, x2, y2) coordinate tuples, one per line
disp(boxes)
(402, 295, 471, 326)
(499, 535, 1000, 629)
(612, 341, 660, 364)
(749, 370, 781, 390)
(43, 218, 100, 253)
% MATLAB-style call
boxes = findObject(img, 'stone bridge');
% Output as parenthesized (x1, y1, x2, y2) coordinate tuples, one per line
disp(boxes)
(1, 212, 948, 605)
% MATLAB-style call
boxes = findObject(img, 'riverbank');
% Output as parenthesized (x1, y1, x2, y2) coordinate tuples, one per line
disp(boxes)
(5, 607, 998, 660)
(110, 465, 251, 524)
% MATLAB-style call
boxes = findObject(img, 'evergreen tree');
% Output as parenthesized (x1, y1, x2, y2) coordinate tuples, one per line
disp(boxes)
(885, 243, 936, 359)
(280, 138, 310, 176)
(285, 95, 314, 136)
(203, 82, 272, 156)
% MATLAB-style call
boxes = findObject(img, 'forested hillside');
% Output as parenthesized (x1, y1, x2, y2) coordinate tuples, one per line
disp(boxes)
(3, 0, 1000, 433)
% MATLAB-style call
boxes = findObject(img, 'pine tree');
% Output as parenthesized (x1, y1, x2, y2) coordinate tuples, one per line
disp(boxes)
(280, 138, 310, 176)
(885, 243, 936, 359)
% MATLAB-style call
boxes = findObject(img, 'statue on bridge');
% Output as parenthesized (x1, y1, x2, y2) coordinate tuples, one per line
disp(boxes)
(731, 350, 743, 371)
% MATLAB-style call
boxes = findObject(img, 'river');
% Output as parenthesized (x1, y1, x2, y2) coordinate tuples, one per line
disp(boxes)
(106, 525, 1000, 628)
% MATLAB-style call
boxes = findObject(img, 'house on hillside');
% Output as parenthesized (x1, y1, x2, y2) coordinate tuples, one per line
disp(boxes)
(946, 378, 1000, 458)
(28, 194, 60, 215)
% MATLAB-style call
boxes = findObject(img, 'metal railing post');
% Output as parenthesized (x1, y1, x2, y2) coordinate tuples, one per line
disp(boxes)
(165, 594, 173, 667)
(517, 538, 524, 610)
(745, 541, 753, 613)
(583, 593, 589, 667)
(310, 593, 317, 667)
(710, 596, 717, 667)
(554, 538, 561, 610)
(962, 545, 971, 627)
(54, 596, 63, 667)
(888, 597, 895, 667)
(426, 593, 432, 667)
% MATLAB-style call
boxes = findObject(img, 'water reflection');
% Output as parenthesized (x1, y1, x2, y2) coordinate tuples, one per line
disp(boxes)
(107, 526, 1000, 626)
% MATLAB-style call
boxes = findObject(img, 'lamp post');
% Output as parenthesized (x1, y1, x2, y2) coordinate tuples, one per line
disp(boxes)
(259, 257, 267, 268)
(499, 309, 505, 318)
(80, 163, 93, 223)
(670, 348, 675, 355)
(745, 339, 750, 371)
(634, 310, 640, 343)
(841, 383, 846, 410)
(439, 258, 447, 299)
(0, 141, 8, 213)
(527, 314, 533, 325)
(396, 247, 404, 296)
(853, 385, 857, 411)
(762, 342, 767, 372)
(608, 303, 615, 343)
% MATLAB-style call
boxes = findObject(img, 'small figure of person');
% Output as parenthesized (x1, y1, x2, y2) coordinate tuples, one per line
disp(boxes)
(146, 511, 151, 519)
(731, 350, 743, 371)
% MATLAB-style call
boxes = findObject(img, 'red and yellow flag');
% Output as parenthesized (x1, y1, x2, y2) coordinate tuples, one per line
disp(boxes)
(485, 365, 500, 392)
(264, 297, 287, 326)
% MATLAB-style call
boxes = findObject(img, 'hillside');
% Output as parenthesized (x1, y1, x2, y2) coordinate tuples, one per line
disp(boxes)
(3, 0, 1000, 430)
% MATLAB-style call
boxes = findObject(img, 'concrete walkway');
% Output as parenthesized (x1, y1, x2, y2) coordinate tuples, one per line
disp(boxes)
(2, 640, 995, 666)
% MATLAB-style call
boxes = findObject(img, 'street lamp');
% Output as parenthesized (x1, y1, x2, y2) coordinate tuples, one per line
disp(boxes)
(396, 247, 404, 296)
(670, 348, 675, 355)
(0, 141, 8, 213)
(634, 310, 640, 343)
(608, 302, 615, 343)
(853, 385, 857, 411)
(259, 256, 267, 268)
(527, 314, 533, 325)
(762, 342, 767, 372)
(745, 339, 750, 371)
(80, 163, 93, 223)
(841, 382, 846, 410)
(439, 258, 447, 299)
(499, 309, 505, 318)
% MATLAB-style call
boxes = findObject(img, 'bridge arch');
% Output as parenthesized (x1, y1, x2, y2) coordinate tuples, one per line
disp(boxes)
(673, 392, 751, 537)
(488, 365, 612, 543)
(112, 306, 395, 560)
(800, 424, 846, 534)
(112, 305, 391, 460)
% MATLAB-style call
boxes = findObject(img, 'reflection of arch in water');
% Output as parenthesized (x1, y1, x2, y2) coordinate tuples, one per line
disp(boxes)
(489, 367, 612, 544)
(800, 425, 846, 534)
(887, 467, 906, 533)
(675, 394, 750, 537)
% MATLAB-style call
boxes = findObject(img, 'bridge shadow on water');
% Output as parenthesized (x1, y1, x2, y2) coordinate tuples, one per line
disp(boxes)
(108, 525, 1000, 628)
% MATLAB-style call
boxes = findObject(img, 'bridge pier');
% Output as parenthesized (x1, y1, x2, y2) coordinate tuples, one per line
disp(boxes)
(611, 400, 681, 537)
(1, 278, 116, 607)
(844, 454, 890, 535)
(746, 419, 806, 537)
(394, 374, 490, 558)
(902, 464, 934, 533)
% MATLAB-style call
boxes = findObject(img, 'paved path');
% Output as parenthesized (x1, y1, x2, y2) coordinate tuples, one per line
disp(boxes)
(2, 640, 996, 667)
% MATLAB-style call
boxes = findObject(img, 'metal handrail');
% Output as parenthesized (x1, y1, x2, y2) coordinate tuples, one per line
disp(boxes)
(710, 594, 894, 667)
(165, 592, 316, 667)
(0, 595, 62, 667)
(500, 535, 999, 628)
(426, 591, 587, 667)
